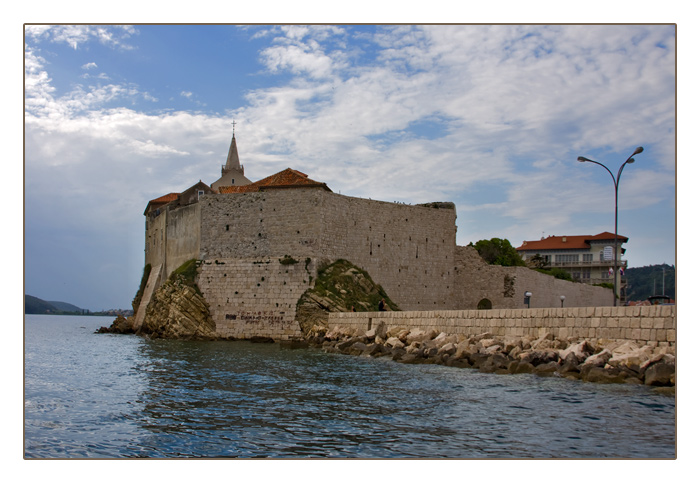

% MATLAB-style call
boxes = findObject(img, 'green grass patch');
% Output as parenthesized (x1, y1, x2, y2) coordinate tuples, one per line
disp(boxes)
(170, 259, 203, 295)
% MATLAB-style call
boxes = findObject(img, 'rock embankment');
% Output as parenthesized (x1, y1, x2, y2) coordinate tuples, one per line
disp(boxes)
(97, 259, 217, 340)
(138, 273, 217, 340)
(296, 259, 399, 336)
(308, 324, 675, 390)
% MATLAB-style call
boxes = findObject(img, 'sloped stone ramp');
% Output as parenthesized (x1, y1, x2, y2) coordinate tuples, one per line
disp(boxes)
(133, 264, 162, 332)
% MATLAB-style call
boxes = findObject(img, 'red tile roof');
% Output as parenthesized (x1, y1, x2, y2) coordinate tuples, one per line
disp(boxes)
(149, 193, 179, 204)
(218, 168, 330, 193)
(144, 192, 180, 215)
(516, 232, 628, 251)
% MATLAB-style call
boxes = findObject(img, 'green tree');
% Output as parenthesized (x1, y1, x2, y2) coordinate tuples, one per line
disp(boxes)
(528, 253, 549, 269)
(470, 238, 527, 267)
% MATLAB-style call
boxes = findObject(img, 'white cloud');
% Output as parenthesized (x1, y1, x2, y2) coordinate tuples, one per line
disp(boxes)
(24, 24, 676, 306)
(24, 24, 136, 50)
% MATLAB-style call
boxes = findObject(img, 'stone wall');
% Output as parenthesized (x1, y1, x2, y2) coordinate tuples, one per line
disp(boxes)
(316, 193, 457, 311)
(145, 209, 166, 270)
(199, 190, 322, 260)
(196, 256, 316, 340)
(328, 304, 676, 348)
(453, 245, 613, 309)
(197, 189, 458, 311)
(145, 203, 201, 277)
(165, 203, 201, 277)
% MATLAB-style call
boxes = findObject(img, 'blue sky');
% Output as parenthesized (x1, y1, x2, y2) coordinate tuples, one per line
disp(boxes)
(23, 23, 678, 311)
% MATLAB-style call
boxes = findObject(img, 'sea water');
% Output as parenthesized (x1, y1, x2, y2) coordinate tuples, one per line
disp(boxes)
(24, 314, 676, 458)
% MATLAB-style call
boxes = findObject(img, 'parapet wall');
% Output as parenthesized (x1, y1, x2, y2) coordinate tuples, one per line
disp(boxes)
(328, 305, 676, 348)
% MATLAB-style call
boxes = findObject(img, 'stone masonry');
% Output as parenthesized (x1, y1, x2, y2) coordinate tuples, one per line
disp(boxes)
(196, 257, 315, 340)
(328, 304, 676, 348)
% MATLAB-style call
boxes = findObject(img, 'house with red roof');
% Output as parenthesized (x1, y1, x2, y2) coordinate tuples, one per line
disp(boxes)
(516, 232, 629, 299)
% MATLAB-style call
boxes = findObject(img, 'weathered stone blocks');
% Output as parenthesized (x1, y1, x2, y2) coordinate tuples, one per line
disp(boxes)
(328, 305, 675, 347)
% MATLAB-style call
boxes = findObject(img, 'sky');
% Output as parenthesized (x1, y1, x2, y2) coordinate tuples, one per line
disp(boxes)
(22, 23, 678, 311)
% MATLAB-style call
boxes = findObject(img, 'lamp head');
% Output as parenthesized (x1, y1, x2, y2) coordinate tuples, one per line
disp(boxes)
(633, 146, 644, 155)
(577, 156, 591, 163)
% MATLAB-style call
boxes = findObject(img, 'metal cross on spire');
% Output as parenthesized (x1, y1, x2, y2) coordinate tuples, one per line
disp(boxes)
(231, 119, 236, 134)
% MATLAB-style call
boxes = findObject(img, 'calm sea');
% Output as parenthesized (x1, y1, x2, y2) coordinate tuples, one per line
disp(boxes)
(24, 314, 676, 459)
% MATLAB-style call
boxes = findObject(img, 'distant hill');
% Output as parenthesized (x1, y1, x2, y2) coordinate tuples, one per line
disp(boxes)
(625, 264, 676, 302)
(25, 294, 133, 316)
(48, 300, 83, 312)
(25, 295, 60, 314)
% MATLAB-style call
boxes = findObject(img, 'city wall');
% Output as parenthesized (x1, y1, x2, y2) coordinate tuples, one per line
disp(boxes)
(328, 304, 676, 348)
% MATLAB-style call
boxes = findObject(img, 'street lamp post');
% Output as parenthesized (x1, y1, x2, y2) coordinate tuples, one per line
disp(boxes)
(577, 146, 643, 306)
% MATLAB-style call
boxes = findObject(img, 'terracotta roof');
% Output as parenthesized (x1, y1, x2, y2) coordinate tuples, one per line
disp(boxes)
(516, 232, 628, 251)
(218, 168, 330, 194)
(144, 192, 180, 215)
(149, 192, 179, 204)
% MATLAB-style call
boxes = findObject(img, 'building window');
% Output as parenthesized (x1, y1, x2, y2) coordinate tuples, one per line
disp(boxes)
(583, 254, 593, 262)
(232, 178, 235, 184)
(555, 254, 579, 263)
(198, 190, 205, 200)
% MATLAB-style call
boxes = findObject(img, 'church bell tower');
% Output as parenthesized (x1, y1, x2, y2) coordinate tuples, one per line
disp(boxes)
(211, 120, 253, 192)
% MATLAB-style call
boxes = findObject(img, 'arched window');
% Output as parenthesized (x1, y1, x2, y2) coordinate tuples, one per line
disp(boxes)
(477, 298, 492, 310)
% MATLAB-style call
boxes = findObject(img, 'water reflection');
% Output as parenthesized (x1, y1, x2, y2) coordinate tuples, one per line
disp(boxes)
(132, 338, 675, 458)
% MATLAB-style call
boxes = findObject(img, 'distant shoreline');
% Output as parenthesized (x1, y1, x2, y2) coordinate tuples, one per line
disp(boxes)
(24, 311, 133, 317)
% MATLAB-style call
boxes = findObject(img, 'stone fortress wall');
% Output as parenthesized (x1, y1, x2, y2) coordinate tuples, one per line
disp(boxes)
(197, 257, 314, 340)
(144, 185, 618, 339)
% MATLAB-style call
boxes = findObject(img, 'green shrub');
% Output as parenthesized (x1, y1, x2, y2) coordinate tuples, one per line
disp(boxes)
(534, 267, 574, 281)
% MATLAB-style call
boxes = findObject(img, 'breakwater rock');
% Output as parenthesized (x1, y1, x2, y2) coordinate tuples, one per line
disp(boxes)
(95, 314, 135, 334)
(310, 324, 676, 389)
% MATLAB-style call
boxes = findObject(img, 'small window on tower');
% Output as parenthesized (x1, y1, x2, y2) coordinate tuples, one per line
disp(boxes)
(198, 190, 204, 199)
(231, 178, 235, 184)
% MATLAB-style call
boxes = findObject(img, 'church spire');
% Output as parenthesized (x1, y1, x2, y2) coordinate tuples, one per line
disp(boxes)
(224, 119, 241, 173)
(212, 119, 252, 191)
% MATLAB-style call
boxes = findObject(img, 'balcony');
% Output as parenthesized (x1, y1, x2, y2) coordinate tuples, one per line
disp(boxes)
(548, 259, 628, 269)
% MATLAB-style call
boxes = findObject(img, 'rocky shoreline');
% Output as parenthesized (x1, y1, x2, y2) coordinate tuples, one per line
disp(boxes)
(305, 323, 676, 392)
